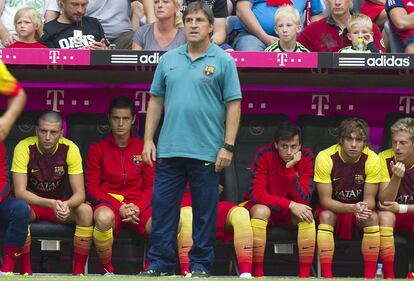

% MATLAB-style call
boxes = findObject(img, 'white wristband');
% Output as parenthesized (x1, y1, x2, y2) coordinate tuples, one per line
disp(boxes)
(399, 204, 408, 214)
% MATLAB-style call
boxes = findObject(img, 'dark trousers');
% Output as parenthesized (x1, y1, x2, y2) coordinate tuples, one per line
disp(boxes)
(0, 197, 29, 247)
(148, 157, 220, 273)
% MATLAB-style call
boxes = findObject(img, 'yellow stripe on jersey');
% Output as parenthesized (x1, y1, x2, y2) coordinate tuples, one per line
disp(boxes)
(378, 149, 394, 183)
(0, 60, 19, 96)
(11, 136, 83, 174)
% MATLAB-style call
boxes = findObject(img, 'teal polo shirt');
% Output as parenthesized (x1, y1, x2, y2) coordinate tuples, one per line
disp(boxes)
(150, 42, 242, 162)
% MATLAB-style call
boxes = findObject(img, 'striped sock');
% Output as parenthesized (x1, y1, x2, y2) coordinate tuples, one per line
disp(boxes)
(297, 220, 316, 278)
(317, 224, 334, 278)
(93, 227, 114, 274)
(379, 226, 395, 279)
(251, 218, 267, 277)
(362, 225, 380, 279)
(73, 225, 93, 275)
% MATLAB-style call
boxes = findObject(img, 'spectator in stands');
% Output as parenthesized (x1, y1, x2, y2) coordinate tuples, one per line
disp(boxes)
(298, 0, 385, 52)
(7, 8, 47, 48)
(178, 184, 253, 278)
(0, 0, 59, 47)
(181, 0, 228, 47)
(244, 121, 315, 277)
(339, 13, 379, 53)
(12, 111, 93, 276)
(232, 0, 324, 51)
(141, 2, 241, 277)
(0, 60, 27, 275)
(265, 6, 309, 52)
(360, 0, 387, 30)
(377, 117, 414, 279)
(86, 0, 136, 49)
(39, 0, 109, 49)
(86, 96, 155, 275)
(385, 0, 414, 53)
(314, 117, 381, 278)
(132, 0, 186, 51)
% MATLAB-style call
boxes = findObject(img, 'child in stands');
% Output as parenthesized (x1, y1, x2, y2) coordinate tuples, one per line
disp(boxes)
(8, 8, 46, 48)
(265, 5, 309, 52)
(339, 13, 379, 53)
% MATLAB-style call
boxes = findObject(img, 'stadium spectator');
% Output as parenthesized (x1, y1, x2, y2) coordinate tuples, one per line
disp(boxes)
(385, 0, 414, 53)
(377, 117, 414, 279)
(141, 2, 241, 277)
(132, 0, 186, 51)
(265, 6, 310, 52)
(7, 8, 47, 48)
(244, 121, 315, 277)
(339, 13, 379, 53)
(178, 184, 253, 278)
(12, 111, 93, 276)
(360, 0, 387, 29)
(86, 0, 136, 49)
(314, 117, 381, 278)
(0, 60, 27, 275)
(39, 0, 108, 49)
(0, 0, 59, 47)
(298, 0, 385, 52)
(232, 0, 324, 51)
(86, 96, 155, 275)
(181, 0, 228, 46)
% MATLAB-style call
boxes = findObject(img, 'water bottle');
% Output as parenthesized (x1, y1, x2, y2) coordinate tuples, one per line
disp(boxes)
(376, 263, 383, 278)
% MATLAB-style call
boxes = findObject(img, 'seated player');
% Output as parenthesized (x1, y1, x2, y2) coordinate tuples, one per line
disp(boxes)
(12, 111, 93, 276)
(86, 96, 155, 275)
(244, 121, 315, 277)
(314, 117, 381, 278)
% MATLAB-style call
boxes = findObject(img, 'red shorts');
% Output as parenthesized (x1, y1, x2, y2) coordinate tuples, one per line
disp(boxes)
(217, 201, 237, 243)
(360, 1, 384, 22)
(243, 200, 293, 229)
(315, 205, 357, 240)
(395, 213, 414, 239)
(93, 203, 152, 237)
(31, 205, 59, 223)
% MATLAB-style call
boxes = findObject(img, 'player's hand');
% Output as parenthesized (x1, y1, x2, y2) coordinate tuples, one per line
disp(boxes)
(354, 201, 372, 221)
(289, 201, 313, 223)
(54, 200, 70, 221)
(142, 141, 156, 167)
(390, 161, 405, 178)
(120, 204, 140, 224)
(286, 151, 302, 169)
(215, 148, 233, 172)
(0, 33, 18, 47)
(378, 201, 399, 213)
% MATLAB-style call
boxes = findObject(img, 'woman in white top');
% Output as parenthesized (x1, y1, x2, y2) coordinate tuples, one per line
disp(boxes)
(132, 0, 186, 51)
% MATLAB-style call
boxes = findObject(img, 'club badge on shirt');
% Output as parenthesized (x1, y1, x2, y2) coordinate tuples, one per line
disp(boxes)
(354, 174, 364, 185)
(133, 155, 142, 165)
(204, 65, 215, 76)
(54, 166, 65, 176)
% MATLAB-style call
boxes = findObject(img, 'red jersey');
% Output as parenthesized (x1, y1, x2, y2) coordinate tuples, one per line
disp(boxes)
(7, 41, 47, 48)
(385, 0, 414, 42)
(247, 143, 314, 211)
(297, 16, 385, 52)
(86, 134, 155, 212)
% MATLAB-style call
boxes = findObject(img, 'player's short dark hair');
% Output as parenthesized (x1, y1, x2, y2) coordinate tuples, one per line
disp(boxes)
(108, 96, 135, 116)
(37, 111, 63, 128)
(273, 121, 301, 144)
(183, 1, 214, 25)
(339, 117, 369, 145)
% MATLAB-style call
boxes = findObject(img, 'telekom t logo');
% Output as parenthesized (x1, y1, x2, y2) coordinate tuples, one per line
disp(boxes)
(399, 96, 414, 113)
(46, 90, 65, 112)
(135, 91, 151, 113)
(311, 95, 329, 116)
(276, 53, 288, 66)
(49, 50, 60, 64)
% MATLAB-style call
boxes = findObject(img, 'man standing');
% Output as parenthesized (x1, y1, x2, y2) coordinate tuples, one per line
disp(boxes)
(39, 0, 108, 49)
(378, 118, 414, 279)
(12, 111, 93, 276)
(142, 1, 241, 277)
(86, 96, 155, 275)
(297, 0, 385, 52)
(0, 60, 28, 275)
(314, 117, 381, 278)
(245, 122, 315, 277)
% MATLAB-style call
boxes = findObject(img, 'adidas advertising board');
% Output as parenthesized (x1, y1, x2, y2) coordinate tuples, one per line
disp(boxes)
(334, 54, 412, 69)
(91, 51, 166, 65)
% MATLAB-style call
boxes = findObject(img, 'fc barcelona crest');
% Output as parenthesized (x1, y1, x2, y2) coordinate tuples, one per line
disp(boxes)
(133, 155, 142, 165)
(54, 166, 65, 176)
(354, 174, 364, 185)
(204, 65, 215, 76)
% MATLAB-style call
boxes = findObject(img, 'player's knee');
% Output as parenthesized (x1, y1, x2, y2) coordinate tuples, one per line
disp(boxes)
(94, 207, 115, 228)
(250, 204, 271, 220)
(75, 203, 93, 225)
(318, 210, 337, 225)
(10, 198, 30, 220)
(229, 206, 250, 225)
(378, 211, 395, 226)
